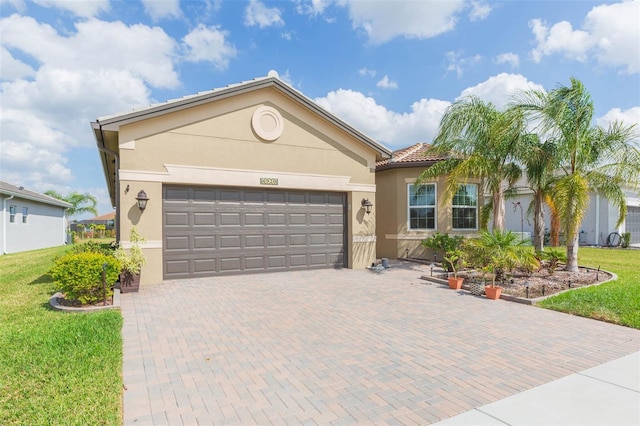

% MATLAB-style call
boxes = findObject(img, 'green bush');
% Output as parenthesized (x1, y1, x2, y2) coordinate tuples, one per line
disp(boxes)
(69, 240, 115, 256)
(421, 233, 465, 271)
(538, 247, 567, 275)
(50, 252, 121, 305)
(621, 232, 631, 249)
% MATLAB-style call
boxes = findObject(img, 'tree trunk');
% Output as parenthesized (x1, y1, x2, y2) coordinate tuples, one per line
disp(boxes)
(549, 210, 560, 247)
(533, 193, 545, 252)
(565, 233, 579, 273)
(492, 190, 505, 231)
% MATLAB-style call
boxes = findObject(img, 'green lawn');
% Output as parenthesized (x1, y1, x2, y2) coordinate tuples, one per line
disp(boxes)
(0, 245, 122, 425)
(538, 247, 640, 329)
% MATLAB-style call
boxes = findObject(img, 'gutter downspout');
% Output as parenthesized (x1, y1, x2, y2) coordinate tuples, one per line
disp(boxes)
(95, 125, 120, 243)
(595, 194, 600, 246)
(3, 194, 15, 254)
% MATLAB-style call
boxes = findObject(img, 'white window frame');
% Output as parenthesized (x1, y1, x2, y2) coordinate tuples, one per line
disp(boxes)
(9, 205, 16, 223)
(22, 207, 29, 224)
(407, 183, 437, 231)
(452, 184, 478, 230)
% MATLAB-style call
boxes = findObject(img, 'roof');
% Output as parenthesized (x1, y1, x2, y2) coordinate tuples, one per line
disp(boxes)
(375, 143, 449, 171)
(0, 181, 72, 208)
(82, 211, 115, 222)
(92, 71, 392, 206)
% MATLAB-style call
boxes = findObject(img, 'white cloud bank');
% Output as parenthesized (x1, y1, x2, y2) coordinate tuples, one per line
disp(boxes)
(530, 0, 639, 74)
(245, 0, 285, 28)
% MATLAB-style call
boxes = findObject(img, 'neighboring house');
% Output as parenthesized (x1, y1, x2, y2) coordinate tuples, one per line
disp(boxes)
(505, 184, 640, 247)
(93, 72, 391, 285)
(71, 211, 116, 233)
(375, 143, 484, 260)
(0, 181, 71, 255)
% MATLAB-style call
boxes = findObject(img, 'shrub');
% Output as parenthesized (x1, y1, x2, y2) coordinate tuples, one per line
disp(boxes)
(421, 233, 465, 271)
(69, 240, 115, 256)
(621, 232, 631, 249)
(463, 229, 540, 286)
(538, 247, 567, 275)
(113, 227, 147, 275)
(50, 252, 121, 305)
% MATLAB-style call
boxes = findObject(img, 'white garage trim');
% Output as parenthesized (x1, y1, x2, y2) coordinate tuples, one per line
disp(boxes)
(120, 164, 376, 193)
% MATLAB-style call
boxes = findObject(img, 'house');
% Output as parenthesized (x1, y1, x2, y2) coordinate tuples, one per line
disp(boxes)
(71, 211, 116, 237)
(375, 143, 484, 260)
(505, 185, 640, 247)
(93, 72, 391, 285)
(0, 181, 71, 255)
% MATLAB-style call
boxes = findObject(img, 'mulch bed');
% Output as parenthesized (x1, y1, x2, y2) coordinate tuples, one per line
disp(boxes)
(56, 294, 114, 308)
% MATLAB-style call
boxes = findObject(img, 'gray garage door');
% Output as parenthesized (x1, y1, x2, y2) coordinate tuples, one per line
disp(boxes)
(627, 206, 640, 245)
(163, 185, 347, 279)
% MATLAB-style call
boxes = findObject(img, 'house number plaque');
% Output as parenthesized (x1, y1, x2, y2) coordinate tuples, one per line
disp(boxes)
(260, 177, 279, 186)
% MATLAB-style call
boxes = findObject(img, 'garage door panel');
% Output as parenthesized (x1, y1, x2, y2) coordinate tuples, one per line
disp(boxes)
(163, 185, 346, 278)
(627, 206, 640, 244)
(194, 259, 216, 273)
(220, 213, 240, 226)
(194, 212, 215, 226)
(166, 212, 189, 226)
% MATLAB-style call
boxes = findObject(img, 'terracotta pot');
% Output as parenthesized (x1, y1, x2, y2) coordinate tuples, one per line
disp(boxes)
(448, 277, 464, 290)
(120, 271, 141, 293)
(485, 286, 502, 300)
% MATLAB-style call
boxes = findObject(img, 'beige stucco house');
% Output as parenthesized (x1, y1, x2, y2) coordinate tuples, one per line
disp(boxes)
(93, 73, 391, 285)
(375, 143, 483, 261)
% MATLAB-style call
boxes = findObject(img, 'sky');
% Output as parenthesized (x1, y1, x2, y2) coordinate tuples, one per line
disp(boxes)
(1, 0, 639, 219)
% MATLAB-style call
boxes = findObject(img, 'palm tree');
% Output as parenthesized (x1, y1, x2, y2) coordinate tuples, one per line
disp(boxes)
(516, 134, 559, 252)
(45, 190, 98, 218)
(418, 96, 526, 231)
(515, 78, 640, 272)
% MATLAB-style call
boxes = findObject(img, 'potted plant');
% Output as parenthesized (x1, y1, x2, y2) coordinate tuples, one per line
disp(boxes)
(444, 251, 464, 289)
(114, 227, 146, 293)
(484, 262, 502, 300)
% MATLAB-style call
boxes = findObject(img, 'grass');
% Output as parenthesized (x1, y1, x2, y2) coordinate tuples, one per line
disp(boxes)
(0, 244, 122, 425)
(538, 247, 640, 329)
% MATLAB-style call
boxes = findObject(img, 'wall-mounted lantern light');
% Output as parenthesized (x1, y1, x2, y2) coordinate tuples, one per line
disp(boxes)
(361, 198, 373, 215)
(135, 190, 149, 211)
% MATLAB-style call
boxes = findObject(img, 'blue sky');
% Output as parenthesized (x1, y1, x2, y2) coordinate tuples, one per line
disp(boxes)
(1, 0, 638, 218)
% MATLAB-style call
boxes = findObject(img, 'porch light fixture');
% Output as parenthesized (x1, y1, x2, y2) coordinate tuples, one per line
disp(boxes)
(361, 198, 373, 214)
(135, 190, 149, 211)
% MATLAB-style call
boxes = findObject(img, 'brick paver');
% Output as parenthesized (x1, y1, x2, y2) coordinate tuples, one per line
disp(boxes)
(121, 262, 640, 425)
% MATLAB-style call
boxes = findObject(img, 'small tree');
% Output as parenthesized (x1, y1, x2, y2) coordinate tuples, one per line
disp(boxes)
(421, 233, 464, 271)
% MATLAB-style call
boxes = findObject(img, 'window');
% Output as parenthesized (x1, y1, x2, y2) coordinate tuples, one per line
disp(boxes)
(9, 205, 16, 223)
(452, 184, 478, 230)
(22, 207, 28, 224)
(408, 184, 436, 230)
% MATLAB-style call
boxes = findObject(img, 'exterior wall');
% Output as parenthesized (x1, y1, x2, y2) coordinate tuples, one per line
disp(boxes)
(375, 167, 483, 260)
(117, 87, 379, 285)
(1, 196, 67, 254)
(504, 189, 640, 247)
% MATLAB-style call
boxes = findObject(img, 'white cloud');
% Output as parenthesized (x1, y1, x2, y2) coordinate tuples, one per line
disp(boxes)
(295, 0, 331, 15)
(182, 24, 237, 69)
(0, 15, 185, 199)
(1, 15, 180, 89)
(469, 1, 491, 21)
(244, 0, 284, 28)
(0, 46, 36, 80)
(495, 52, 520, 69)
(445, 51, 482, 77)
(141, 0, 181, 21)
(32, 0, 109, 18)
(376, 75, 398, 89)
(597, 106, 640, 128)
(457, 73, 544, 109)
(343, 0, 466, 44)
(359, 67, 376, 77)
(315, 89, 449, 147)
(529, 0, 639, 74)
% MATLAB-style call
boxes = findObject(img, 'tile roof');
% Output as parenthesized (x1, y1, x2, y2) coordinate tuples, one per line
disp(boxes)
(376, 143, 449, 170)
(84, 211, 115, 222)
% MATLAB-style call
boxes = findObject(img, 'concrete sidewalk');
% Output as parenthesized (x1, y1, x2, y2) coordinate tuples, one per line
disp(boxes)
(435, 351, 640, 425)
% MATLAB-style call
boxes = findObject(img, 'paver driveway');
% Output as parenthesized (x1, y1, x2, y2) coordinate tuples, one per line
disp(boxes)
(121, 262, 640, 425)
